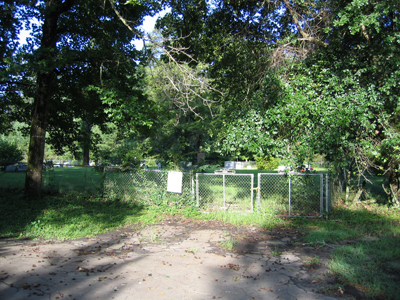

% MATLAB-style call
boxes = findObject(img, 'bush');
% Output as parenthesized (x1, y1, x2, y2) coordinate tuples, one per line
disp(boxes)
(0, 140, 24, 167)
(255, 156, 281, 170)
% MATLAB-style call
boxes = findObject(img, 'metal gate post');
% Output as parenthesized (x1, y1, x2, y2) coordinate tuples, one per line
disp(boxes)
(191, 171, 195, 204)
(320, 174, 324, 216)
(196, 173, 199, 207)
(257, 174, 261, 213)
(223, 174, 226, 209)
(326, 174, 329, 214)
(250, 174, 254, 212)
(288, 176, 292, 216)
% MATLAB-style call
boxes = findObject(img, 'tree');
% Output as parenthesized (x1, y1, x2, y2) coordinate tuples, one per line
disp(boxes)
(135, 26, 230, 166)
(219, 0, 400, 205)
(0, 1, 24, 134)
(1, 0, 154, 197)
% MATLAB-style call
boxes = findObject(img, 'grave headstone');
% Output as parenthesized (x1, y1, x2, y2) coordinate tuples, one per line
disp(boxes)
(17, 164, 27, 172)
(277, 166, 287, 173)
(224, 161, 235, 169)
(197, 153, 205, 164)
(235, 162, 244, 169)
(5, 165, 17, 172)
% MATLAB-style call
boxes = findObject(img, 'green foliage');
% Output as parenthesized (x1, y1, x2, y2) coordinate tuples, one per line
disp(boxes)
(255, 156, 280, 170)
(0, 139, 24, 165)
(0, 0, 159, 196)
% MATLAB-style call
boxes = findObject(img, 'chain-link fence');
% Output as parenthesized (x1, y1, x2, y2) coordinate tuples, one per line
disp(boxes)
(37, 166, 332, 216)
(196, 172, 255, 213)
(104, 168, 195, 206)
(42, 167, 103, 196)
(257, 173, 326, 217)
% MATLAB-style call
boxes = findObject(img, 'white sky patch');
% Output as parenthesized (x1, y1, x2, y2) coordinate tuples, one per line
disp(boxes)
(19, 30, 30, 45)
(133, 8, 171, 50)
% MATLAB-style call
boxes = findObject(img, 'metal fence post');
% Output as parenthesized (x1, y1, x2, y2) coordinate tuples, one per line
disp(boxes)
(326, 174, 329, 214)
(257, 173, 261, 213)
(250, 174, 254, 212)
(191, 171, 195, 205)
(196, 173, 199, 207)
(288, 176, 292, 216)
(320, 174, 324, 217)
(223, 173, 226, 209)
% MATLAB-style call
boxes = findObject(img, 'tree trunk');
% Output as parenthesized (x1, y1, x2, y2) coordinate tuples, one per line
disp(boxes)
(25, 74, 52, 198)
(81, 122, 93, 166)
(25, 0, 76, 198)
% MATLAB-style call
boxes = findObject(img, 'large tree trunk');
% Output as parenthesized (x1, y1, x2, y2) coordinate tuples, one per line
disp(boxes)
(25, 74, 53, 198)
(25, 0, 75, 198)
(82, 122, 93, 166)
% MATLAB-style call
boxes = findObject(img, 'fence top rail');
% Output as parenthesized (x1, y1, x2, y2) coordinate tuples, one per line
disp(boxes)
(197, 173, 254, 176)
(258, 173, 324, 176)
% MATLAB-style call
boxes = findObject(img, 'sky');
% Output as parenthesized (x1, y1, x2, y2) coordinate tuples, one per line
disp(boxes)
(19, 8, 170, 50)
(133, 9, 169, 50)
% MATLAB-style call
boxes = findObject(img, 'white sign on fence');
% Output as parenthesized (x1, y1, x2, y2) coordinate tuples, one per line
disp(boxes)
(167, 171, 183, 193)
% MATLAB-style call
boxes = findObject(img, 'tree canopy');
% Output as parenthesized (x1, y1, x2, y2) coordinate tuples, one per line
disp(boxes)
(1, 0, 158, 197)
(2, 0, 400, 204)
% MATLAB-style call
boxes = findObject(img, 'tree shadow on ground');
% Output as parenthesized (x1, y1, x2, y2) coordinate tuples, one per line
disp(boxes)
(0, 188, 145, 240)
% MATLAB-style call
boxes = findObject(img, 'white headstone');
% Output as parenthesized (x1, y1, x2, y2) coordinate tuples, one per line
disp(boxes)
(224, 161, 235, 169)
(235, 162, 244, 169)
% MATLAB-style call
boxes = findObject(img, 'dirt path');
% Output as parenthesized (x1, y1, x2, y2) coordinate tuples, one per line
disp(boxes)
(0, 217, 361, 300)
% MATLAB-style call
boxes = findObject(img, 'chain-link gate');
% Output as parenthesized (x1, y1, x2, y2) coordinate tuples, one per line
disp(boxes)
(257, 173, 326, 217)
(196, 171, 254, 213)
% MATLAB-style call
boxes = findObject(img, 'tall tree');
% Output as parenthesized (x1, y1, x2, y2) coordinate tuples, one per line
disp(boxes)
(0, 1, 23, 133)
(1, 0, 153, 197)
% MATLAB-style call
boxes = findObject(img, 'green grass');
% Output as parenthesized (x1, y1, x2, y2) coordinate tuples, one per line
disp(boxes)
(329, 236, 400, 299)
(290, 204, 400, 299)
(219, 235, 238, 251)
(1, 167, 103, 196)
(0, 189, 161, 240)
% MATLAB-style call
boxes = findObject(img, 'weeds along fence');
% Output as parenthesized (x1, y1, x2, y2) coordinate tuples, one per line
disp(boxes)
(103, 168, 195, 207)
(39, 167, 334, 217)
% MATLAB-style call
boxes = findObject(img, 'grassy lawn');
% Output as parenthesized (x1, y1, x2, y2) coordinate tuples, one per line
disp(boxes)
(292, 204, 400, 299)
(0, 167, 103, 195)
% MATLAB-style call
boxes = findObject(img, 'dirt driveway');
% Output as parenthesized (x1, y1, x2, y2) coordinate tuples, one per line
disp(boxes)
(0, 217, 362, 300)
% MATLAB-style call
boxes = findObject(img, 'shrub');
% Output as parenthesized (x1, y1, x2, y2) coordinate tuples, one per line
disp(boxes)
(0, 140, 24, 166)
(255, 156, 281, 170)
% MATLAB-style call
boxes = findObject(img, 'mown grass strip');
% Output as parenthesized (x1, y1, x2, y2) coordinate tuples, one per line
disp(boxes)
(329, 236, 400, 299)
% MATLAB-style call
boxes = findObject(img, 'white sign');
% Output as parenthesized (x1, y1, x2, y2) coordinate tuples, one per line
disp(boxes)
(167, 171, 183, 194)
